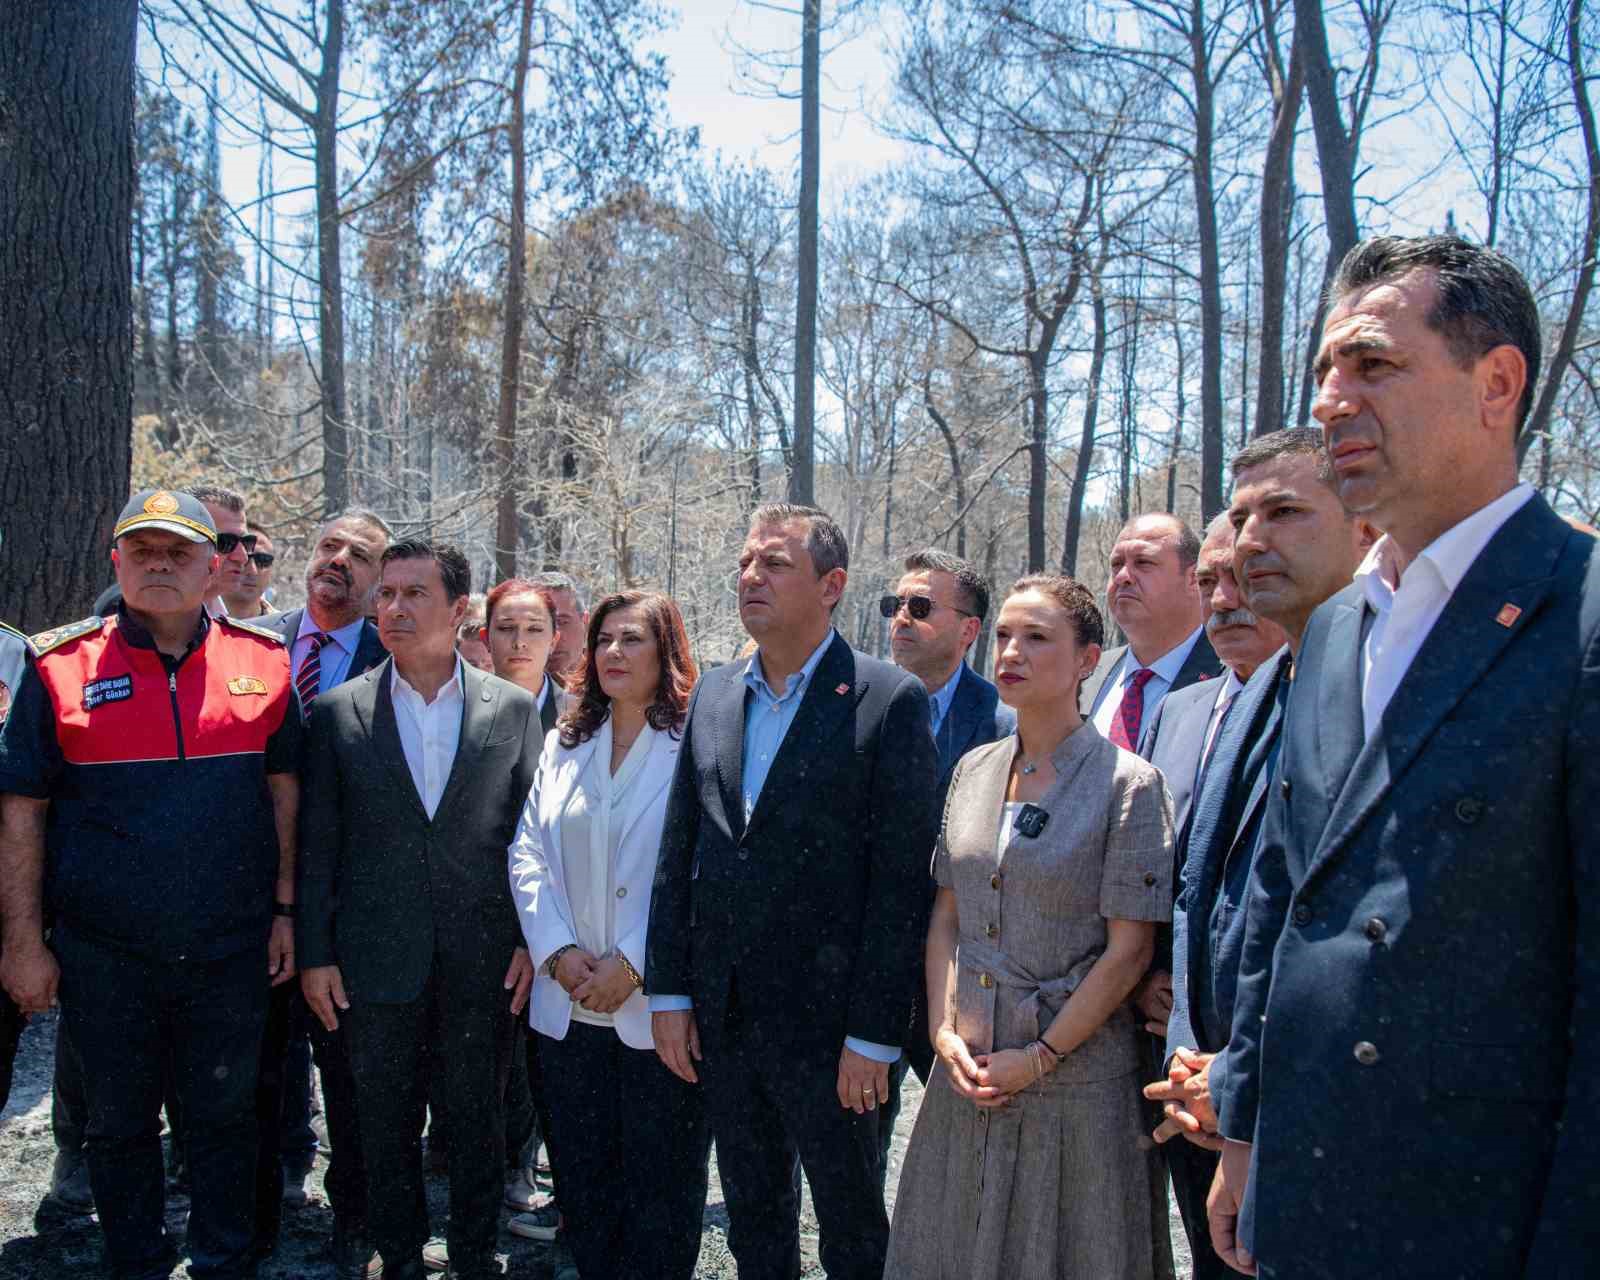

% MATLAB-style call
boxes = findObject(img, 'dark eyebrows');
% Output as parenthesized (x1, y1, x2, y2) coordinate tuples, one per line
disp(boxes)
(1314, 337, 1391, 382)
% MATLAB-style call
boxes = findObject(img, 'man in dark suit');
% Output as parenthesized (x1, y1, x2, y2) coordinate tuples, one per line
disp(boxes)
(1083, 512, 1220, 758)
(1209, 236, 1599, 1277)
(648, 503, 939, 1280)
(299, 539, 542, 1280)
(1144, 432, 1368, 1280)
(263, 508, 390, 1276)
(882, 547, 1013, 1103)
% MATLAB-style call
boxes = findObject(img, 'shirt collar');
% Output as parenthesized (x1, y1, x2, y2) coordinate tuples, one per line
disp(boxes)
(535, 674, 552, 713)
(1215, 667, 1245, 706)
(1133, 625, 1203, 685)
(116, 601, 210, 655)
(1356, 484, 1536, 614)
(298, 608, 366, 654)
(929, 663, 965, 721)
(745, 628, 835, 705)
(393, 657, 465, 706)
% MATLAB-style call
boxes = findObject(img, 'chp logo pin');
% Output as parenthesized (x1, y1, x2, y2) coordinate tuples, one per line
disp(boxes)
(1495, 603, 1522, 628)
(835, 682, 850, 695)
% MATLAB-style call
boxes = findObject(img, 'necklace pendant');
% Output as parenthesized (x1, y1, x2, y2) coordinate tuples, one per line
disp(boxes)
(1021, 762, 1037, 775)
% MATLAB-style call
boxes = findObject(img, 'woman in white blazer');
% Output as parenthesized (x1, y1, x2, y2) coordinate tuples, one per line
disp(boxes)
(508, 590, 710, 1280)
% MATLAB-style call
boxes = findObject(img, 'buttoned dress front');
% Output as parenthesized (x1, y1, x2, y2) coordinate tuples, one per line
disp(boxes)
(886, 721, 1175, 1280)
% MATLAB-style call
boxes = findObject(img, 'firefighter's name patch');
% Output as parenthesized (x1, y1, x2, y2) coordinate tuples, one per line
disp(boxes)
(83, 675, 133, 710)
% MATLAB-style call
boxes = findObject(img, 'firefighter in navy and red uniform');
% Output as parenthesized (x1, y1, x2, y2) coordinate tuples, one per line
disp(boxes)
(0, 489, 303, 1280)
(0, 618, 30, 1113)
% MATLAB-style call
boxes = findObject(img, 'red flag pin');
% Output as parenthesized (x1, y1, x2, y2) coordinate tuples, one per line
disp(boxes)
(1495, 603, 1521, 628)
(835, 682, 850, 695)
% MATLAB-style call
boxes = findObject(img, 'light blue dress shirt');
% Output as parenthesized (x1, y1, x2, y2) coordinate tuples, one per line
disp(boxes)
(292, 612, 367, 696)
(927, 663, 964, 739)
(650, 630, 901, 1064)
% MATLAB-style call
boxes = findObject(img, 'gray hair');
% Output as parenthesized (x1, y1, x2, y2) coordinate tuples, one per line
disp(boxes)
(902, 547, 990, 622)
(749, 503, 849, 577)
(531, 570, 586, 612)
(326, 507, 393, 544)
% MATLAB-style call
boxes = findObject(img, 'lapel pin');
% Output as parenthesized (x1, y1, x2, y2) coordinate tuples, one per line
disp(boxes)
(835, 683, 850, 695)
(1495, 603, 1522, 628)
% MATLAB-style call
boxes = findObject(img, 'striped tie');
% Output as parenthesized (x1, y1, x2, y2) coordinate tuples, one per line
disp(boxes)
(296, 632, 328, 709)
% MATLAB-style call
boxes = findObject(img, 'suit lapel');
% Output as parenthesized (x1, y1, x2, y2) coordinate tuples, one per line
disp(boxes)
(743, 635, 859, 841)
(434, 664, 491, 823)
(941, 665, 982, 772)
(362, 661, 431, 822)
(1084, 645, 1128, 717)
(540, 683, 560, 737)
(349, 621, 387, 679)
(713, 663, 750, 842)
(615, 730, 677, 852)
(1305, 497, 1567, 886)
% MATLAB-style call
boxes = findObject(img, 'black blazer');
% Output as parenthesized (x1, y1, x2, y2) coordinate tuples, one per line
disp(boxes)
(1082, 632, 1220, 757)
(266, 608, 387, 684)
(935, 663, 1016, 811)
(645, 632, 940, 1053)
(1216, 495, 1600, 1275)
(297, 659, 543, 1004)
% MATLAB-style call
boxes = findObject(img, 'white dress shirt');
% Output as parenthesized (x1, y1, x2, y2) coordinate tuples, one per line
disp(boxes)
(1355, 483, 1535, 739)
(1091, 625, 1205, 740)
(391, 659, 465, 819)
(1201, 667, 1245, 764)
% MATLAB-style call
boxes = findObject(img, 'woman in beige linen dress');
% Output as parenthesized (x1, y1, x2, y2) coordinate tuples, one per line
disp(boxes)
(886, 574, 1175, 1280)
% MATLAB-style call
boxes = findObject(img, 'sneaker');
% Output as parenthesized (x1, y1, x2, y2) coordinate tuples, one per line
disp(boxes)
(505, 1203, 561, 1243)
(503, 1165, 541, 1211)
(47, 1150, 95, 1215)
(422, 1236, 449, 1272)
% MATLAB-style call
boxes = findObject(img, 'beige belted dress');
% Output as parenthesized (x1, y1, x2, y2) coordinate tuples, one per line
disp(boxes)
(885, 721, 1175, 1280)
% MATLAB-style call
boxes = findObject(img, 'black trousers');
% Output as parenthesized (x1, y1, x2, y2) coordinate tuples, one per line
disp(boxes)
(54, 928, 268, 1280)
(307, 995, 367, 1226)
(344, 962, 515, 1275)
(525, 1025, 561, 1208)
(540, 1022, 709, 1279)
(0, 985, 22, 1114)
(701, 1022, 887, 1280)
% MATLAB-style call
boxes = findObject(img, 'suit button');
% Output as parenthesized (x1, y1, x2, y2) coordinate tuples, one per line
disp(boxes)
(1353, 1041, 1380, 1066)
(985, 923, 998, 939)
(615, 887, 628, 899)
(978, 972, 993, 989)
(1363, 917, 1387, 942)
(990, 874, 1001, 891)
(738, 850, 749, 861)
(1454, 796, 1485, 824)
(1143, 872, 1157, 887)
(1292, 903, 1312, 926)
(1280, 778, 1292, 798)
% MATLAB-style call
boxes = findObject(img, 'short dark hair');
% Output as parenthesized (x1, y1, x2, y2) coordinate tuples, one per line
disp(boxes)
(1231, 427, 1336, 489)
(190, 483, 245, 514)
(327, 507, 393, 544)
(749, 503, 849, 577)
(381, 538, 471, 601)
(1327, 234, 1542, 430)
(1009, 574, 1105, 649)
(903, 547, 990, 622)
(1119, 513, 1201, 572)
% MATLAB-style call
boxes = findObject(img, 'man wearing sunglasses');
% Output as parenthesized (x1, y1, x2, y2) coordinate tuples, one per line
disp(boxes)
(223, 529, 276, 620)
(879, 549, 1015, 1169)
(191, 484, 255, 620)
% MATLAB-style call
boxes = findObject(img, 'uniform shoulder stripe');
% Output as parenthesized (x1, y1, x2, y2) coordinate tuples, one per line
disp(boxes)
(30, 616, 104, 654)
(219, 616, 287, 645)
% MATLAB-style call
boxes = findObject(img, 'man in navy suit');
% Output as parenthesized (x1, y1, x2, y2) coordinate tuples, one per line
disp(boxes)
(880, 548, 1015, 1169)
(1209, 236, 1600, 1277)
(266, 508, 390, 1278)
(1145, 431, 1370, 1279)
(648, 504, 939, 1280)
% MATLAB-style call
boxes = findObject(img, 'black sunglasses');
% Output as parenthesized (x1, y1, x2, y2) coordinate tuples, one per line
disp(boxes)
(247, 551, 275, 569)
(215, 531, 259, 556)
(879, 593, 975, 621)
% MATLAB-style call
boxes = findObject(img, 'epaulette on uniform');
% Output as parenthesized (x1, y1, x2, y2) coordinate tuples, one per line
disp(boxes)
(218, 615, 286, 645)
(30, 616, 104, 655)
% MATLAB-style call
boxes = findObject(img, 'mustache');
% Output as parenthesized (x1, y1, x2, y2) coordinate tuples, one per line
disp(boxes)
(1208, 607, 1259, 632)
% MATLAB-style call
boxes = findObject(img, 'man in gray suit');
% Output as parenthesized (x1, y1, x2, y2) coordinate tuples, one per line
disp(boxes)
(298, 539, 543, 1280)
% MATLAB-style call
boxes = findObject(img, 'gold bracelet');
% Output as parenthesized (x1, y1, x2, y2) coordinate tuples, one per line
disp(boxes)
(615, 950, 644, 988)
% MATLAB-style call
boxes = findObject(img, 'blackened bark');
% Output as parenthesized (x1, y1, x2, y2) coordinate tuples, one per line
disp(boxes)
(790, 0, 820, 505)
(315, 0, 349, 514)
(1255, 6, 1304, 438)
(495, 0, 535, 580)
(0, 0, 137, 630)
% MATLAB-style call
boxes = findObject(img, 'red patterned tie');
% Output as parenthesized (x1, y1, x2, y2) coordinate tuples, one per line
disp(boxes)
(1108, 668, 1156, 751)
(296, 632, 328, 709)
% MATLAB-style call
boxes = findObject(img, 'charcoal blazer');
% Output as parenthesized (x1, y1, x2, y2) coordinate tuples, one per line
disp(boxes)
(646, 632, 940, 1053)
(1216, 495, 1600, 1276)
(297, 659, 544, 1004)
(1143, 676, 1221, 834)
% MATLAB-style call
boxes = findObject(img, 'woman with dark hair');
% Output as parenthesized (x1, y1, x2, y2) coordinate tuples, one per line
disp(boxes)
(507, 591, 709, 1279)
(886, 574, 1176, 1280)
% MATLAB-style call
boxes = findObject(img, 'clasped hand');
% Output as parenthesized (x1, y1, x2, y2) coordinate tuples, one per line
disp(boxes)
(933, 1024, 1010, 1108)
(1142, 1046, 1222, 1150)
(552, 945, 635, 1014)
